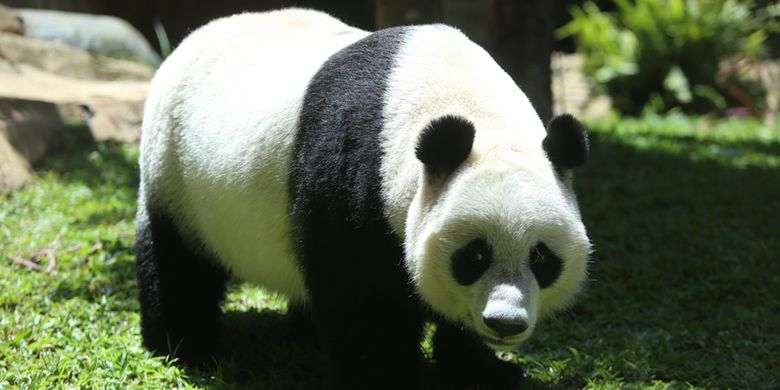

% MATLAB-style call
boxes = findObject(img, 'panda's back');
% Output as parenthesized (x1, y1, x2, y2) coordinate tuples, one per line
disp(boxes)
(139, 9, 368, 301)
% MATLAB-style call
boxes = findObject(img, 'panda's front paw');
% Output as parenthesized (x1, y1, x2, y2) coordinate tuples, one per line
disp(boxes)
(432, 321, 524, 389)
(481, 357, 525, 390)
(434, 355, 523, 390)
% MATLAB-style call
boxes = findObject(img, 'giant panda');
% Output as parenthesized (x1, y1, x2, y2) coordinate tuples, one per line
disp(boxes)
(136, 8, 591, 389)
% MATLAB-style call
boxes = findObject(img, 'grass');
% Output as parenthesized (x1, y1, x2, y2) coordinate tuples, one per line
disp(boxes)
(1, 114, 779, 389)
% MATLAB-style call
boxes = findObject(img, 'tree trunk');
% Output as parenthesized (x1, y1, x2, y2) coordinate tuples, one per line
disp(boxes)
(375, 0, 442, 28)
(441, 0, 491, 48)
(489, 0, 556, 122)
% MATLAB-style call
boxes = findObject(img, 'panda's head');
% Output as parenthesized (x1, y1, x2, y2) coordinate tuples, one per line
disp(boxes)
(405, 113, 591, 351)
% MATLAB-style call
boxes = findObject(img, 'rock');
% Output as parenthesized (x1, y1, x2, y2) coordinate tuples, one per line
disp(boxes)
(0, 98, 84, 193)
(0, 33, 153, 81)
(0, 133, 34, 193)
(551, 52, 612, 118)
(16, 8, 161, 66)
(0, 4, 23, 35)
(83, 100, 145, 143)
(0, 98, 68, 164)
(0, 30, 150, 193)
(0, 58, 149, 144)
(0, 53, 150, 106)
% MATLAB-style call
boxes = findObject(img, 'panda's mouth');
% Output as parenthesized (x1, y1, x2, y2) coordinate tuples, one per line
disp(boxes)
(469, 313, 530, 351)
(481, 335, 521, 351)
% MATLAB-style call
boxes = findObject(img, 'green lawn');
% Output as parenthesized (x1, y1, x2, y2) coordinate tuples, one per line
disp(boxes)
(1, 114, 778, 389)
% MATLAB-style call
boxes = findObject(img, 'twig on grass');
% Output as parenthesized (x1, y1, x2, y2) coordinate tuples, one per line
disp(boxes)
(31, 248, 57, 275)
(63, 245, 83, 254)
(8, 241, 105, 274)
(86, 242, 103, 256)
(8, 248, 58, 275)
(44, 249, 57, 275)
(80, 242, 103, 265)
(8, 254, 44, 272)
(60, 242, 103, 265)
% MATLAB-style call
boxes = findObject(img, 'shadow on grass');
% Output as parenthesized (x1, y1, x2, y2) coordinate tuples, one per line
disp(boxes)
(187, 310, 550, 390)
(184, 308, 327, 390)
(187, 310, 556, 390)
(33, 129, 138, 299)
(39, 123, 140, 197)
(520, 131, 780, 388)
(51, 238, 139, 309)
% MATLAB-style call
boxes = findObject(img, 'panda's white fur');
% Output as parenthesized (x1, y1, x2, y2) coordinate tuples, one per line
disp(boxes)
(138, 8, 590, 386)
(140, 9, 368, 303)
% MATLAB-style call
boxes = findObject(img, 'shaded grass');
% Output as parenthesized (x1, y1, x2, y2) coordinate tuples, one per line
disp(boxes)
(518, 113, 780, 389)
(1, 113, 778, 388)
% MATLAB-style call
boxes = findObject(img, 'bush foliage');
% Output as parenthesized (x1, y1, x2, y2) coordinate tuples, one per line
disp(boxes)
(559, 0, 777, 115)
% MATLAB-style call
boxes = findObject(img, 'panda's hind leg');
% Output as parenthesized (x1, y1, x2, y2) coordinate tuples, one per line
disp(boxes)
(432, 319, 524, 389)
(135, 208, 229, 366)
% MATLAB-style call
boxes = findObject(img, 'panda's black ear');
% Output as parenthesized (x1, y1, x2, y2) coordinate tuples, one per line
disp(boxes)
(543, 114, 589, 170)
(415, 115, 475, 175)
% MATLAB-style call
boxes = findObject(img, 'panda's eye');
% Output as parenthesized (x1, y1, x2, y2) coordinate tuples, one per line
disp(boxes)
(451, 238, 492, 286)
(529, 242, 563, 289)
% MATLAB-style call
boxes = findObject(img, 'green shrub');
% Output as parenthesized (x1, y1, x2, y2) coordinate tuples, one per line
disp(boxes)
(558, 0, 776, 115)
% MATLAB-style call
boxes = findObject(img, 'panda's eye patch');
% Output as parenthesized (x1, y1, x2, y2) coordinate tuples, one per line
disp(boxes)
(451, 238, 492, 286)
(529, 242, 562, 289)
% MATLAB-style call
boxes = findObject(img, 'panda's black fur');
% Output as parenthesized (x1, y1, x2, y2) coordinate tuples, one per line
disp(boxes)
(543, 114, 590, 171)
(415, 115, 476, 175)
(289, 26, 430, 387)
(136, 9, 590, 390)
(136, 211, 229, 363)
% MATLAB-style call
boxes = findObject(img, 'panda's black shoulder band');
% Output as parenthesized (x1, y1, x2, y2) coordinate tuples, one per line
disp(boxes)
(543, 113, 589, 170)
(415, 115, 475, 175)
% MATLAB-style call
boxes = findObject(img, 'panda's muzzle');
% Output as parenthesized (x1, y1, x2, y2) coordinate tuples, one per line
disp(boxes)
(482, 314, 529, 337)
(478, 312, 531, 351)
(478, 283, 535, 343)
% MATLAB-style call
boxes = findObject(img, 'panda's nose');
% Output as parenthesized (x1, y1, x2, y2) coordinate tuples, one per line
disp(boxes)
(482, 315, 529, 337)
